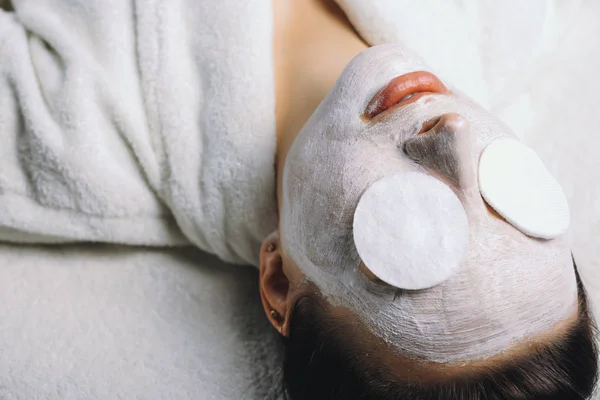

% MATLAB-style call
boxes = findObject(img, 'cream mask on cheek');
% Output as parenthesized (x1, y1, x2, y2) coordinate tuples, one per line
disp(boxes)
(280, 44, 578, 363)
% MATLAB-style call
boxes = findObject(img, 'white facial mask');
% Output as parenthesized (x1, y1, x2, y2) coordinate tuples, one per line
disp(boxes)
(280, 44, 578, 363)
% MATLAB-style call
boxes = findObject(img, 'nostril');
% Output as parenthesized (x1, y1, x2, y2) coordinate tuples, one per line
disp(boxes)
(417, 113, 469, 135)
(418, 117, 442, 134)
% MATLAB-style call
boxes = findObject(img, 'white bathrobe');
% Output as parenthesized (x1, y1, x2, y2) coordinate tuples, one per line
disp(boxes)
(0, 0, 278, 266)
(1, 1, 599, 399)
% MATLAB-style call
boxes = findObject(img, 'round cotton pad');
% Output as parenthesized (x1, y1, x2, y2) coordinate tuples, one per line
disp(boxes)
(478, 139, 570, 239)
(353, 172, 469, 290)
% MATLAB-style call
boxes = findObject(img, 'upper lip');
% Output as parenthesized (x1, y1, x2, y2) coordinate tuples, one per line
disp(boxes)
(364, 71, 449, 118)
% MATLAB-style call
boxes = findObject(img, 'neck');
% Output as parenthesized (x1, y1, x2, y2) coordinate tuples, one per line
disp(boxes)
(273, 0, 368, 211)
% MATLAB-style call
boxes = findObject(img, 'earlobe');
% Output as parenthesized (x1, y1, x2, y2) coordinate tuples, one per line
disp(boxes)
(259, 231, 291, 336)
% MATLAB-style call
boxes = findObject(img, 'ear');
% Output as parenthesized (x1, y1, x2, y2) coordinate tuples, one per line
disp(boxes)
(259, 231, 292, 336)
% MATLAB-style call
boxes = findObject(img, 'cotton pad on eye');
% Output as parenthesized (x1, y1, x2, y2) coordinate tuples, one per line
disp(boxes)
(353, 172, 469, 291)
(478, 139, 570, 239)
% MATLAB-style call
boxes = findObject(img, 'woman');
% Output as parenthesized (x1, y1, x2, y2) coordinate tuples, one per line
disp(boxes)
(0, 0, 597, 399)
(265, 2, 598, 399)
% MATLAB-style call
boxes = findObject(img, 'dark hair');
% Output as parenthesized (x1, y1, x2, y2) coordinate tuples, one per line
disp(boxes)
(283, 266, 599, 400)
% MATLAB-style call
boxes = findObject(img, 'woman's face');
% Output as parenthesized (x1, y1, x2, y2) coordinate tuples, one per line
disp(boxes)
(279, 44, 577, 363)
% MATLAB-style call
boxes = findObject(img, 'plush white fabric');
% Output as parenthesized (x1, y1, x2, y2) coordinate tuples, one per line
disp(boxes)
(0, 244, 284, 400)
(0, 0, 278, 266)
(1, 0, 599, 399)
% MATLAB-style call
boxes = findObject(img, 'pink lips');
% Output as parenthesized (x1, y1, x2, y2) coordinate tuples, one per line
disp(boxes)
(364, 71, 449, 118)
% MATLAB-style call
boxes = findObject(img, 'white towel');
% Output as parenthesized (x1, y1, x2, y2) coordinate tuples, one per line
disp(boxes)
(0, 0, 278, 266)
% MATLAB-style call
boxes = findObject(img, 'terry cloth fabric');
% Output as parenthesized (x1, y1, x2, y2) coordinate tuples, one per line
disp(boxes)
(0, 0, 278, 266)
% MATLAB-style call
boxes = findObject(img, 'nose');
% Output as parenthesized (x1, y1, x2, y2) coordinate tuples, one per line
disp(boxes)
(403, 113, 474, 188)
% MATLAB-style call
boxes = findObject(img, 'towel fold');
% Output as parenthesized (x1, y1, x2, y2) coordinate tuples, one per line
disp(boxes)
(0, 0, 278, 266)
